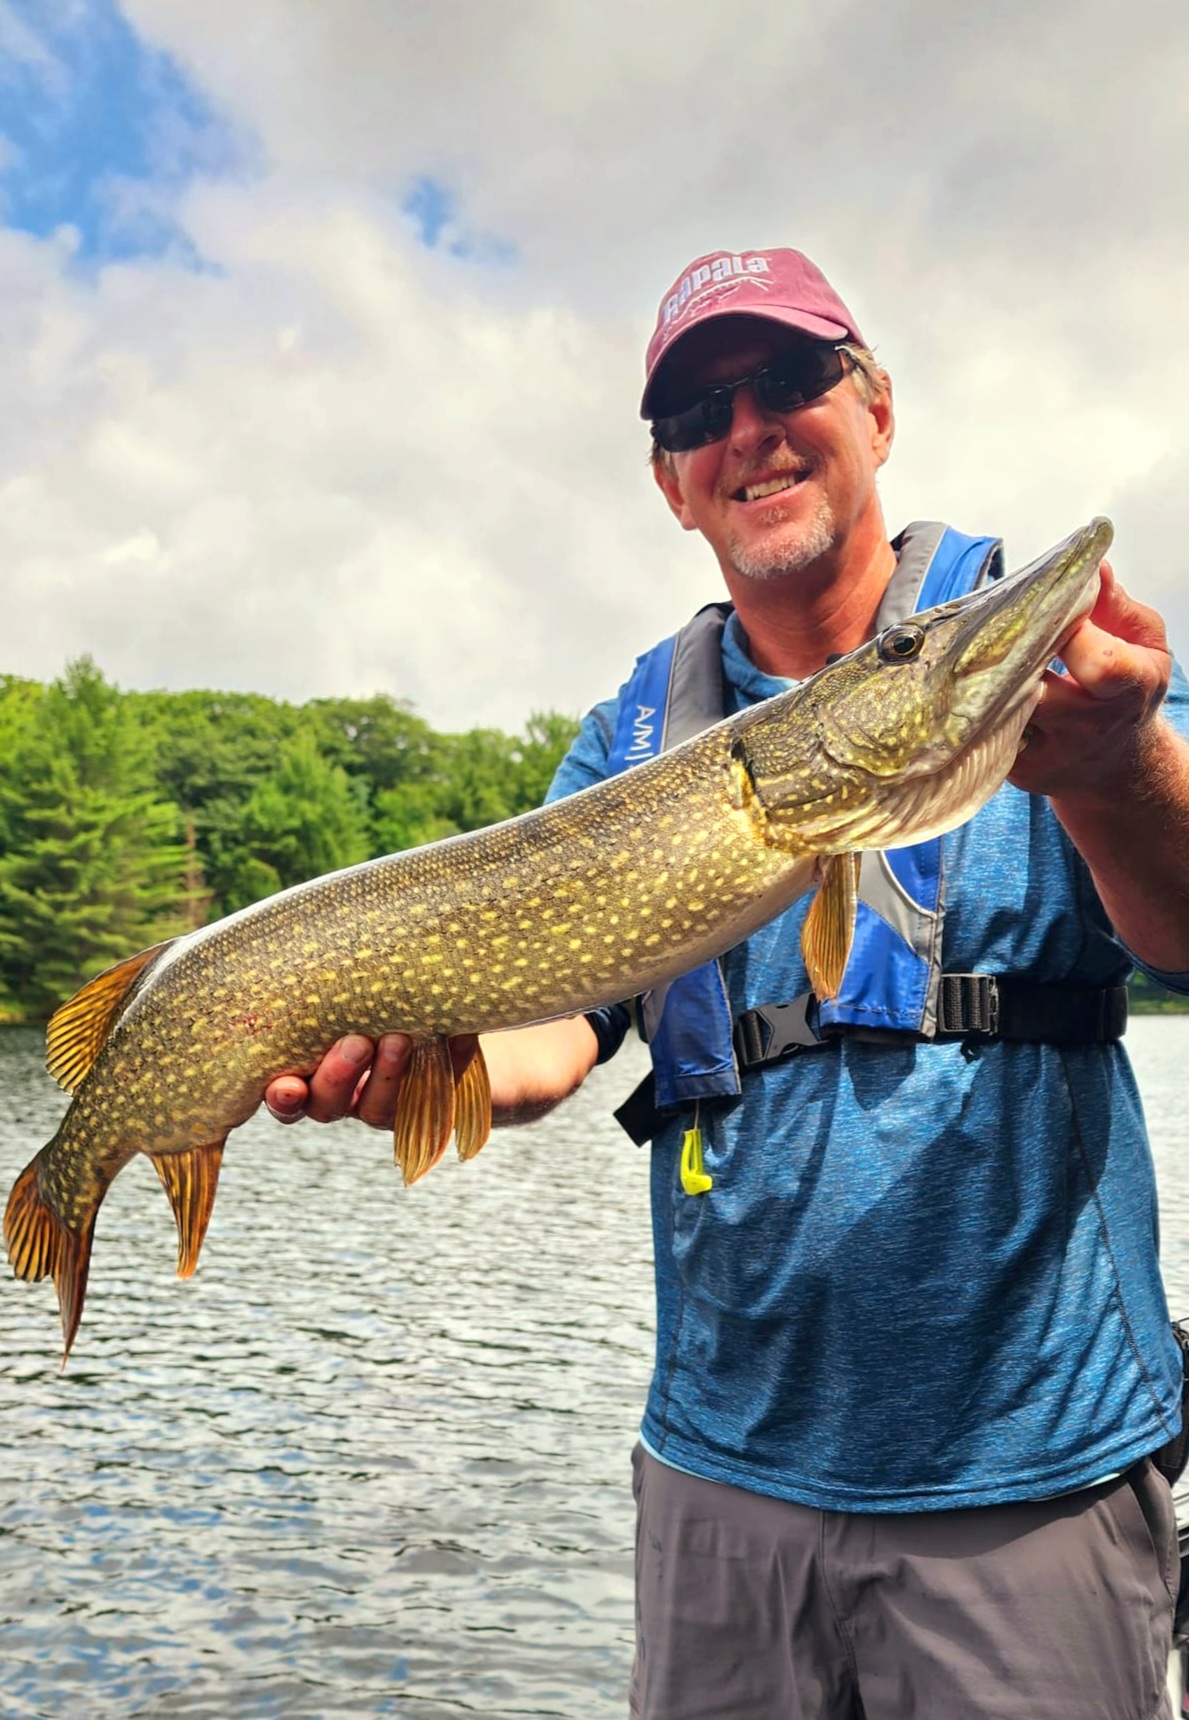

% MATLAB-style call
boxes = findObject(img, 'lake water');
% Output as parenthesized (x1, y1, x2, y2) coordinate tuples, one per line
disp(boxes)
(1, 1020, 1188, 1720)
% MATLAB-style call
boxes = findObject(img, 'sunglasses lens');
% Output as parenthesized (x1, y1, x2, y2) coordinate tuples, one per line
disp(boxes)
(653, 389, 734, 454)
(756, 347, 845, 413)
(651, 345, 849, 453)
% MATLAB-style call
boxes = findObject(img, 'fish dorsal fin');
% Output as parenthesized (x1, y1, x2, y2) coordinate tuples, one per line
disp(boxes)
(149, 1140, 227, 1279)
(394, 1036, 456, 1185)
(46, 940, 177, 1093)
(454, 1043, 492, 1162)
(801, 853, 861, 1002)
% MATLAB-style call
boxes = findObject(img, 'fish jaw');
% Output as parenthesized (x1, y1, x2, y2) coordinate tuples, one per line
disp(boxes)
(732, 518, 1113, 853)
(935, 519, 1107, 748)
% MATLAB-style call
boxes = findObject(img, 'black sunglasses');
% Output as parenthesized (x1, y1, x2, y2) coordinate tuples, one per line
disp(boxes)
(651, 343, 855, 454)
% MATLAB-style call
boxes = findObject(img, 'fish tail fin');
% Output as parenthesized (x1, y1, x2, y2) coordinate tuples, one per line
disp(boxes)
(453, 1043, 492, 1162)
(4, 1154, 98, 1367)
(148, 1140, 227, 1279)
(394, 1035, 455, 1185)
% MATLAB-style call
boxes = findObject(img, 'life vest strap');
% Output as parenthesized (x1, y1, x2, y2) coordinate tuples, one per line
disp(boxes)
(614, 978, 1130, 1144)
(735, 977, 1128, 1068)
(934, 975, 1129, 1047)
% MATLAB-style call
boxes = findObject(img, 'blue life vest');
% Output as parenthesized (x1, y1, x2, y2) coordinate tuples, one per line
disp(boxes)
(606, 522, 1004, 1111)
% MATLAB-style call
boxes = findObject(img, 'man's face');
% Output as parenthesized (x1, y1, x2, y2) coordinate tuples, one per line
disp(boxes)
(652, 318, 894, 588)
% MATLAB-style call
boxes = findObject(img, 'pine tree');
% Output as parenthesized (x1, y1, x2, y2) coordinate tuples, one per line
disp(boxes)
(219, 733, 372, 912)
(0, 660, 192, 1016)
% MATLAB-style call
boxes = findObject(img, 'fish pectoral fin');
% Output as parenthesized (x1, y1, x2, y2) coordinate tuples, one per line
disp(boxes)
(4, 1154, 98, 1368)
(149, 1140, 227, 1279)
(801, 852, 861, 1002)
(453, 1043, 492, 1163)
(393, 1036, 455, 1186)
(46, 938, 178, 1093)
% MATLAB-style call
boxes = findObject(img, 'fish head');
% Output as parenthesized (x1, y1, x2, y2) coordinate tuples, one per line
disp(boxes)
(729, 516, 1112, 853)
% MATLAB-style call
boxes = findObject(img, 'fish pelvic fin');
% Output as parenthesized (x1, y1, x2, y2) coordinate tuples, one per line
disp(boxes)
(46, 939, 178, 1093)
(453, 1043, 492, 1162)
(801, 852, 861, 1002)
(3, 1154, 99, 1367)
(149, 1141, 227, 1279)
(394, 1036, 455, 1185)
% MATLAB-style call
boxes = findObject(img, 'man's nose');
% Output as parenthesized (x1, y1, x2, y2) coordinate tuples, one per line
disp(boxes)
(726, 382, 786, 450)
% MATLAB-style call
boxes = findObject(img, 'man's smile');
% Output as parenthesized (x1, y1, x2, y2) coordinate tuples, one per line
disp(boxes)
(730, 467, 813, 505)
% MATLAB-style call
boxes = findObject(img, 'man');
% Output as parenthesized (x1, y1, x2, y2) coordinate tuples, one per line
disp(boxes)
(267, 249, 1189, 1718)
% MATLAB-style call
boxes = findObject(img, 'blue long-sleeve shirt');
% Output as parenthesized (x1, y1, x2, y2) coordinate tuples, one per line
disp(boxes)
(547, 608, 1189, 1511)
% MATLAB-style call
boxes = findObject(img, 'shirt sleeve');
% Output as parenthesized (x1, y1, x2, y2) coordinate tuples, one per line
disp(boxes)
(545, 694, 634, 1060)
(544, 696, 619, 802)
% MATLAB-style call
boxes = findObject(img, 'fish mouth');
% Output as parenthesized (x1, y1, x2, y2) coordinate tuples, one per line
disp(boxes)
(726, 517, 1114, 856)
(854, 518, 1111, 835)
(945, 517, 1109, 738)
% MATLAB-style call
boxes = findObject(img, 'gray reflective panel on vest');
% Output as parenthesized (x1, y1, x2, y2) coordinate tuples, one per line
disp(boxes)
(860, 851, 934, 933)
(877, 522, 950, 630)
(661, 602, 731, 750)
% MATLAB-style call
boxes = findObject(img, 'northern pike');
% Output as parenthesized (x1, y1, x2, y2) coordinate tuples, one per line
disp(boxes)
(5, 519, 1112, 1361)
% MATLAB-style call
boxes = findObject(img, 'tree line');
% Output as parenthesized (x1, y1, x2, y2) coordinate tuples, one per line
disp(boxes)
(0, 659, 580, 1020)
(0, 659, 1182, 1024)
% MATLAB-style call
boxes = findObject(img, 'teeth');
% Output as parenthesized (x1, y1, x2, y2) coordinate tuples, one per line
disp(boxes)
(743, 474, 800, 502)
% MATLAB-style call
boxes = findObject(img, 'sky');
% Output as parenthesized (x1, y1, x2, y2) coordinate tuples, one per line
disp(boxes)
(0, 0, 1186, 732)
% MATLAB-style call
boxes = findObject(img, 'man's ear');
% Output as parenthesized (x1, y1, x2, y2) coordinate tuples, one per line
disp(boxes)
(869, 374, 894, 470)
(653, 455, 698, 532)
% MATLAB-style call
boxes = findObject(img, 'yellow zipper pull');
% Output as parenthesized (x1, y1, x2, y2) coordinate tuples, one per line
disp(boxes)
(680, 1106, 713, 1196)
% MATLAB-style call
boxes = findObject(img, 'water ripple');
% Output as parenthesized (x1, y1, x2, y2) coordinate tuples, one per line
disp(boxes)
(2, 1020, 1186, 1717)
(0, 1027, 653, 1718)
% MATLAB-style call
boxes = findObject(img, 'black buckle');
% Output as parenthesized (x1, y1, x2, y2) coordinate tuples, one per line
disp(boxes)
(734, 994, 821, 1070)
(937, 973, 1000, 1036)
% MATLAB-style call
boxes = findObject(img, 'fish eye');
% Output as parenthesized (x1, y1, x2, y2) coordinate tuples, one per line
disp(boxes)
(877, 624, 925, 663)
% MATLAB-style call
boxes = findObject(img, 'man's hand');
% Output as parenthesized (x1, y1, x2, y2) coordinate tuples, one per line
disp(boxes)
(264, 1018, 600, 1131)
(1008, 559, 1189, 972)
(1008, 561, 1173, 800)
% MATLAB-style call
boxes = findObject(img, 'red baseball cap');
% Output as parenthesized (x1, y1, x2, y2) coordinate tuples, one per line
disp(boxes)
(641, 247, 867, 417)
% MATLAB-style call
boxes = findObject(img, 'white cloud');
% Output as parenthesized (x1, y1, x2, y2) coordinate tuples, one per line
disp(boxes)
(0, 0, 1186, 730)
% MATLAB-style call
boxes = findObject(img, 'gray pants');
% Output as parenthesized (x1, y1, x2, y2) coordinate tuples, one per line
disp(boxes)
(630, 1444, 1177, 1720)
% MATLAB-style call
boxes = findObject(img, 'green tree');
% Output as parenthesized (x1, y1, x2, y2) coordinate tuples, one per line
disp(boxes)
(370, 710, 581, 853)
(304, 694, 441, 798)
(1128, 969, 1189, 1014)
(509, 711, 582, 811)
(218, 733, 372, 911)
(0, 660, 192, 1016)
(130, 688, 302, 917)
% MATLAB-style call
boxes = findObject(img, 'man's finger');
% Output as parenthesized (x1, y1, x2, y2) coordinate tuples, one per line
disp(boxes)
(354, 1033, 414, 1130)
(1056, 618, 1168, 711)
(1087, 560, 1169, 655)
(266, 1074, 310, 1123)
(304, 1034, 376, 1123)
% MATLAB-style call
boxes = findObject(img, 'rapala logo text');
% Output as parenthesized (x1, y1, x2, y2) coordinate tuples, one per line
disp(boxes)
(624, 704, 657, 764)
(662, 254, 771, 328)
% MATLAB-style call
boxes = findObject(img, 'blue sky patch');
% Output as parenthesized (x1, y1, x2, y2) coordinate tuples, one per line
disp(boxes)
(402, 175, 515, 266)
(0, 0, 239, 265)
